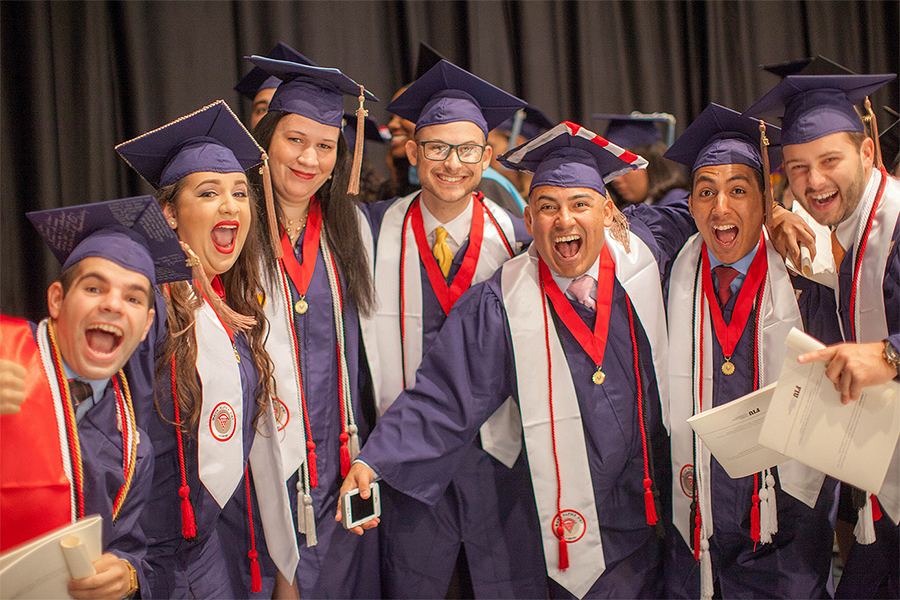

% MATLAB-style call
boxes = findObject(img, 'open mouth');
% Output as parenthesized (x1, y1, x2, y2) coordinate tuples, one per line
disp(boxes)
(713, 224, 738, 247)
(211, 222, 238, 254)
(808, 189, 838, 209)
(85, 323, 123, 356)
(554, 234, 582, 259)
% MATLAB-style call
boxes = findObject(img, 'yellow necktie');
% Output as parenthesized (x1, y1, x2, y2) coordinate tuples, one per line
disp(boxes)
(433, 226, 453, 277)
(831, 230, 846, 270)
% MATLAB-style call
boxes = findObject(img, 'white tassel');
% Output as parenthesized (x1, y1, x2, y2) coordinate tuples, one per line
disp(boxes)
(759, 470, 777, 544)
(349, 424, 360, 462)
(700, 538, 714, 600)
(296, 481, 306, 534)
(766, 472, 778, 538)
(854, 498, 877, 545)
(303, 493, 317, 547)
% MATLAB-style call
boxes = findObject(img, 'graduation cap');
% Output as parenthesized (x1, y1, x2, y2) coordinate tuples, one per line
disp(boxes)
(496, 105, 554, 142)
(116, 100, 263, 189)
(27, 196, 191, 285)
(664, 103, 781, 173)
(499, 121, 649, 196)
(743, 73, 896, 146)
(415, 42, 447, 81)
(761, 55, 856, 78)
(342, 112, 389, 153)
(245, 56, 378, 129)
(592, 112, 678, 148)
(388, 59, 526, 137)
(234, 42, 317, 99)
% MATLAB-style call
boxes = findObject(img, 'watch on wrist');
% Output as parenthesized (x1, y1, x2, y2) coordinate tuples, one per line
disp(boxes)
(122, 560, 139, 598)
(883, 340, 900, 372)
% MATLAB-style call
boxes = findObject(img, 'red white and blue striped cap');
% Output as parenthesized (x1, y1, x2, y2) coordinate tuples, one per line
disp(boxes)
(499, 121, 648, 197)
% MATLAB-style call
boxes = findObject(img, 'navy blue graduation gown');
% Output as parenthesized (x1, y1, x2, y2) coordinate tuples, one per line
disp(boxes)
(281, 227, 381, 599)
(664, 268, 841, 600)
(365, 197, 546, 598)
(127, 291, 274, 599)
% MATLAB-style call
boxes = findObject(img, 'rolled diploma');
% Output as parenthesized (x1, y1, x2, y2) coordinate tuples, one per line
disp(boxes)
(60, 535, 96, 579)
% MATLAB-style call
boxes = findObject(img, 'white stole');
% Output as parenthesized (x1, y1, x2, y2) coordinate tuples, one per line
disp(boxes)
(499, 230, 668, 599)
(667, 233, 824, 550)
(843, 170, 900, 525)
(195, 300, 244, 508)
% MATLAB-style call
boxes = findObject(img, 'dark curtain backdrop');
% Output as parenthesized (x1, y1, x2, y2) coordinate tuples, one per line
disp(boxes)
(2, 0, 897, 321)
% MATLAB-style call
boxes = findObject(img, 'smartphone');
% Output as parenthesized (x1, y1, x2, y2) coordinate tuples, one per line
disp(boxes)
(340, 482, 381, 529)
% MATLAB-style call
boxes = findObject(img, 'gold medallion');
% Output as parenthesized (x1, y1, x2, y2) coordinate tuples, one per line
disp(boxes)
(295, 298, 309, 314)
(721, 359, 735, 375)
(592, 368, 605, 385)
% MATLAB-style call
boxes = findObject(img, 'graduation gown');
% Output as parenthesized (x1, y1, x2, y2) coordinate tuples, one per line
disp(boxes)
(128, 291, 275, 599)
(0, 317, 153, 594)
(664, 238, 840, 599)
(265, 225, 381, 600)
(362, 194, 543, 598)
(358, 204, 695, 599)
(833, 169, 900, 600)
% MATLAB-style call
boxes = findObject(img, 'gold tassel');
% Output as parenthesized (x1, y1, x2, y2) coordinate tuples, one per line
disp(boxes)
(759, 121, 774, 232)
(179, 241, 257, 333)
(865, 97, 884, 171)
(260, 154, 283, 259)
(347, 85, 367, 196)
(609, 206, 631, 254)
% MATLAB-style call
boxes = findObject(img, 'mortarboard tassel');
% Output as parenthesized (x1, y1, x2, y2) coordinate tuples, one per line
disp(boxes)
(556, 524, 569, 571)
(303, 493, 317, 547)
(260, 154, 283, 259)
(180, 242, 256, 333)
(864, 97, 885, 171)
(758, 121, 774, 232)
(340, 432, 351, 478)
(347, 85, 367, 196)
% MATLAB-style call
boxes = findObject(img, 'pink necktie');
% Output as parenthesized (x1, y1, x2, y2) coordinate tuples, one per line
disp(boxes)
(567, 274, 596, 310)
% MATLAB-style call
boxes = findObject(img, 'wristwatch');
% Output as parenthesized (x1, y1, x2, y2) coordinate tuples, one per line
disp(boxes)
(883, 340, 900, 376)
(122, 559, 139, 599)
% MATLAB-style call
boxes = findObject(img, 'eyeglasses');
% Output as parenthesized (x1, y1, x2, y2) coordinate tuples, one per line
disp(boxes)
(419, 141, 486, 163)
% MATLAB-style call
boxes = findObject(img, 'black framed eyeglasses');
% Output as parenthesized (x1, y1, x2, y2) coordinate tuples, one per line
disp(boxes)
(419, 141, 486, 163)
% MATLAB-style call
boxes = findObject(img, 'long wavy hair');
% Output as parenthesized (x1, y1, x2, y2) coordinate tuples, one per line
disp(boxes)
(153, 177, 275, 435)
(250, 110, 374, 316)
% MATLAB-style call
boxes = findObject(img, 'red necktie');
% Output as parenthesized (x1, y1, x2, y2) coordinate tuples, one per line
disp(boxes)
(713, 265, 739, 306)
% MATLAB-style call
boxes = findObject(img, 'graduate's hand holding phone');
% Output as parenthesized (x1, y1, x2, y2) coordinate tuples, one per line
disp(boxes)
(337, 462, 380, 535)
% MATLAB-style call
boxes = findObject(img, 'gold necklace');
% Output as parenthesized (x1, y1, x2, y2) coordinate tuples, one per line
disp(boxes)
(281, 213, 309, 241)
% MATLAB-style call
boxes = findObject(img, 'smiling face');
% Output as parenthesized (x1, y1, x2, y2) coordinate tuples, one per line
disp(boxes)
(782, 131, 874, 228)
(525, 185, 614, 278)
(47, 257, 155, 380)
(408, 121, 492, 212)
(163, 171, 252, 278)
(266, 113, 339, 209)
(388, 87, 416, 160)
(690, 163, 765, 265)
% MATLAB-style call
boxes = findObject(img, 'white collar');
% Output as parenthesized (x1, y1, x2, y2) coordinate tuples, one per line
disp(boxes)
(420, 195, 474, 251)
(549, 256, 601, 299)
(833, 169, 878, 250)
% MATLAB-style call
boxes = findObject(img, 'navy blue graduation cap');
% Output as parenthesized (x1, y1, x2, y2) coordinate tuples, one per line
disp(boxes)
(27, 196, 191, 285)
(245, 56, 377, 129)
(761, 55, 856, 78)
(342, 113, 389, 153)
(235, 42, 317, 99)
(664, 103, 781, 174)
(496, 105, 554, 142)
(116, 100, 263, 189)
(592, 112, 679, 148)
(743, 74, 896, 146)
(388, 59, 526, 137)
(499, 121, 648, 196)
(415, 42, 447, 81)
